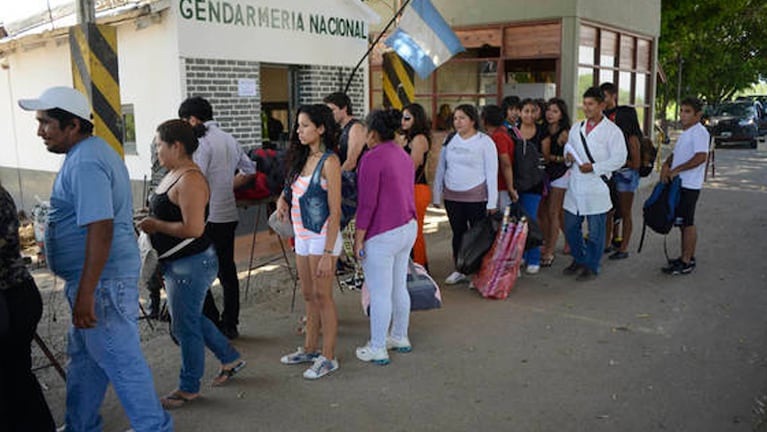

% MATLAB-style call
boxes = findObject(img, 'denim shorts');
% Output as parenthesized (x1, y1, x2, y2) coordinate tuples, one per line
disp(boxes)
(614, 169, 639, 193)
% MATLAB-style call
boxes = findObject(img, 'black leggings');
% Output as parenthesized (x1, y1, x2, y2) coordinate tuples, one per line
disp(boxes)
(0, 278, 55, 432)
(444, 200, 488, 267)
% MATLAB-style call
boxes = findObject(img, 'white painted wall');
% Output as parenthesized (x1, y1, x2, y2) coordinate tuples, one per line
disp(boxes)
(175, 0, 375, 67)
(1, 39, 72, 174)
(115, 9, 182, 181)
(0, 9, 182, 182)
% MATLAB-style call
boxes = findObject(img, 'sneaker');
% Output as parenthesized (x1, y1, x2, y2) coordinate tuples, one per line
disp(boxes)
(662, 257, 696, 274)
(525, 264, 540, 275)
(386, 335, 412, 353)
(608, 251, 629, 260)
(303, 355, 339, 379)
(280, 347, 320, 365)
(444, 271, 467, 285)
(563, 261, 583, 276)
(668, 260, 694, 276)
(576, 267, 597, 282)
(355, 342, 390, 365)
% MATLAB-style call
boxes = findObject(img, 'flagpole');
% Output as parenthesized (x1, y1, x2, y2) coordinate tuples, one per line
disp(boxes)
(343, 0, 411, 94)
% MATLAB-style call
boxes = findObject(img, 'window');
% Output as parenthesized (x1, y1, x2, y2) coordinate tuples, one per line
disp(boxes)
(579, 23, 653, 131)
(121, 104, 137, 155)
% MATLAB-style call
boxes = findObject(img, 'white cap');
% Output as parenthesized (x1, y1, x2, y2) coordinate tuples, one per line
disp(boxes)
(18, 86, 92, 121)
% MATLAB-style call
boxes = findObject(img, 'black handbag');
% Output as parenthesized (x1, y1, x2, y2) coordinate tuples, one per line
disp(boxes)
(456, 214, 501, 275)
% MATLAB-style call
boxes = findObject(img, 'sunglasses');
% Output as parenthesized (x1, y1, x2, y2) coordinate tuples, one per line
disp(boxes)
(402, 115, 413, 121)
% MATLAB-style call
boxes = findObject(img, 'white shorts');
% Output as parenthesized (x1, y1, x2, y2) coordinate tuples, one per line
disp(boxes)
(294, 234, 343, 257)
(550, 170, 570, 189)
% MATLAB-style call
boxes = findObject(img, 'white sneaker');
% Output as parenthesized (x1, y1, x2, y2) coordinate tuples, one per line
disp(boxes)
(526, 264, 540, 275)
(444, 271, 467, 285)
(386, 335, 412, 353)
(355, 342, 390, 365)
(302, 355, 339, 379)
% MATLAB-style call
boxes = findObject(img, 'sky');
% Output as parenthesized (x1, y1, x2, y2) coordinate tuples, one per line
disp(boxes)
(0, 0, 71, 25)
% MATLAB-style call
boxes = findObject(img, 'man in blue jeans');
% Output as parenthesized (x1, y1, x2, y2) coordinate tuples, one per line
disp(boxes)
(562, 87, 627, 281)
(19, 87, 172, 432)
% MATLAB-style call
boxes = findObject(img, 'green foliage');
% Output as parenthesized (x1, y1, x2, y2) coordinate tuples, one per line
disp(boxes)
(657, 0, 767, 116)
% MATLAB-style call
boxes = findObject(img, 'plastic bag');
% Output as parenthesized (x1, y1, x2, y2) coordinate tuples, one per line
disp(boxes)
(138, 231, 158, 290)
(506, 202, 543, 251)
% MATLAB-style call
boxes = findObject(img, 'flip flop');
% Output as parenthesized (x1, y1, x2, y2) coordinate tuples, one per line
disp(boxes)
(160, 391, 198, 409)
(211, 360, 247, 386)
(541, 254, 556, 267)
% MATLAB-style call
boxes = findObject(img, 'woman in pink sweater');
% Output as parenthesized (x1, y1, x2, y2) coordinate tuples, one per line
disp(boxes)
(354, 109, 417, 366)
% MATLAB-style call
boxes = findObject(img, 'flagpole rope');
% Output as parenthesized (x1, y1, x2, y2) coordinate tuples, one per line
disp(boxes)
(343, 0, 411, 94)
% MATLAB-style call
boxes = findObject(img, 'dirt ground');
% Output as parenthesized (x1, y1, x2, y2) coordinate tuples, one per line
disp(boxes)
(28, 146, 767, 432)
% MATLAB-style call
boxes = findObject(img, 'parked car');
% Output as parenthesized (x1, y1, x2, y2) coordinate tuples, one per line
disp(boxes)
(705, 101, 766, 148)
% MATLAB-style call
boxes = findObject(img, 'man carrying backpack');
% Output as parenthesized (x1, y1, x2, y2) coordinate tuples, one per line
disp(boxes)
(562, 87, 626, 281)
(660, 97, 709, 275)
(600, 82, 642, 260)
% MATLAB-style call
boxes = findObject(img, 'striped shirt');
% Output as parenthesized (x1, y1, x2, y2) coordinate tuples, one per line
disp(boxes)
(290, 175, 329, 240)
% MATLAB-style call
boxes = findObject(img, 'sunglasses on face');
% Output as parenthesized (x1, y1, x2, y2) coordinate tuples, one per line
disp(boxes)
(402, 115, 412, 121)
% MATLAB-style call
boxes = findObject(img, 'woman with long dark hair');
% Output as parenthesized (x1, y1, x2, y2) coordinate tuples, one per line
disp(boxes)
(400, 103, 431, 268)
(511, 99, 546, 274)
(276, 104, 343, 379)
(139, 119, 244, 409)
(540, 98, 572, 265)
(354, 109, 417, 365)
(432, 104, 498, 285)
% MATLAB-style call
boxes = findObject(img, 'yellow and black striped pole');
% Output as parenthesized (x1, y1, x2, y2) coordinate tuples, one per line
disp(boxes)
(382, 51, 415, 110)
(69, 23, 123, 157)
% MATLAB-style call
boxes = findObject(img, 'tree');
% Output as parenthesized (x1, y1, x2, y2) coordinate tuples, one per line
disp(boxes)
(657, 0, 767, 118)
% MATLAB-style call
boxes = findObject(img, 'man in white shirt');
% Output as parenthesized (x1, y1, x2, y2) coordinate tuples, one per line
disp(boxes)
(179, 96, 256, 339)
(562, 87, 627, 281)
(660, 97, 709, 275)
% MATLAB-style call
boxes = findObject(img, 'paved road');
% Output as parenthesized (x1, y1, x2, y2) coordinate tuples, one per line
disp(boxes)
(41, 147, 767, 431)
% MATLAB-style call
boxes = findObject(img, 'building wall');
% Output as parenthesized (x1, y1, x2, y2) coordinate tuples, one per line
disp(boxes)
(182, 58, 262, 148)
(297, 64, 366, 114)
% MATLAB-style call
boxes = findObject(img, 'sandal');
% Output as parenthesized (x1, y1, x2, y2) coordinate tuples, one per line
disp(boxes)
(211, 360, 247, 386)
(160, 390, 198, 409)
(541, 254, 556, 267)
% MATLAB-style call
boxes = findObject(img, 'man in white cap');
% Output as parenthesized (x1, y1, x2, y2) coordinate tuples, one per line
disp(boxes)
(19, 87, 172, 432)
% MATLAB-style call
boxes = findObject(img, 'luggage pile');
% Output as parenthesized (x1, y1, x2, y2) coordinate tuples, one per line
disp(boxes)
(471, 205, 529, 300)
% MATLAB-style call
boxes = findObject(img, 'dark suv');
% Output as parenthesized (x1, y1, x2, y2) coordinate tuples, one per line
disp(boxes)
(705, 101, 766, 148)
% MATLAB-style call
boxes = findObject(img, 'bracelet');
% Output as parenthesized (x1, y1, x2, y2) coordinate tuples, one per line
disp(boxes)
(323, 249, 333, 255)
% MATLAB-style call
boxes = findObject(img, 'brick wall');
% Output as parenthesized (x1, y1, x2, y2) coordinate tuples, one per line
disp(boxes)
(183, 58, 262, 148)
(297, 65, 366, 117)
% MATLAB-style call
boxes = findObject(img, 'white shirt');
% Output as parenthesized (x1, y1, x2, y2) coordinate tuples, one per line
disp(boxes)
(193, 121, 256, 223)
(671, 122, 709, 190)
(563, 118, 627, 216)
(432, 131, 499, 210)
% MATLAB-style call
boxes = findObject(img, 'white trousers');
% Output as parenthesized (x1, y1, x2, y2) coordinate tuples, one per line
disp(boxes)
(361, 220, 417, 349)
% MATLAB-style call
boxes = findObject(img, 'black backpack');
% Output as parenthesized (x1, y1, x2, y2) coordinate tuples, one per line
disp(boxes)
(637, 176, 682, 253)
(638, 136, 658, 177)
(510, 128, 544, 192)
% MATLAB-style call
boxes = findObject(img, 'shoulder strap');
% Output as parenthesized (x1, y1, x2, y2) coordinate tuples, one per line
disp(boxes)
(310, 152, 332, 185)
(443, 131, 457, 147)
(579, 121, 612, 184)
(159, 237, 196, 259)
(579, 121, 596, 164)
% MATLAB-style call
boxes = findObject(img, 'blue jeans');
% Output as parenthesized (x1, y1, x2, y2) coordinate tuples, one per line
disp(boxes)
(64, 277, 172, 432)
(564, 211, 607, 274)
(361, 220, 417, 350)
(162, 246, 240, 393)
(519, 193, 542, 266)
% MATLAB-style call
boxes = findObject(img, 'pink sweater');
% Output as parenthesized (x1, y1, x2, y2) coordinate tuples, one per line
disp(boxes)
(355, 141, 417, 240)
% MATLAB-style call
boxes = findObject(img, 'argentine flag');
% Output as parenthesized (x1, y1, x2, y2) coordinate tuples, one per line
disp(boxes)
(384, 0, 465, 79)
